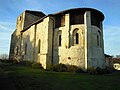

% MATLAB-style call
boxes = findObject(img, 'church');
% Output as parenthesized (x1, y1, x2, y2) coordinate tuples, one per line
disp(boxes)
(9, 8, 105, 70)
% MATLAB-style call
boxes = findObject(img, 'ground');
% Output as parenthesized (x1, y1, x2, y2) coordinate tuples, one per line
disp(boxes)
(0, 62, 16, 90)
(0, 61, 120, 90)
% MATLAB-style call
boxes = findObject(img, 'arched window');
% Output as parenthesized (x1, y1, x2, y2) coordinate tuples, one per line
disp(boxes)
(73, 28, 79, 45)
(20, 16, 22, 21)
(76, 33, 79, 44)
(38, 39, 41, 53)
(59, 35, 61, 46)
(57, 31, 62, 46)
(25, 43, 27, 55)
(97, 31, 101, 47)
(97, 35, 99, 46)
(15, 46, 19, 55)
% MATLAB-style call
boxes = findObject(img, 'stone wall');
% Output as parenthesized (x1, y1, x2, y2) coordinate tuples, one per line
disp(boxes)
(21, 25, 35, 61)
(35, 17, 52, 69)
(53, 13, 85, 69)
(85, 11, 105, 69)
(90, 26, 105, 68)
(9, 8, 105, 70)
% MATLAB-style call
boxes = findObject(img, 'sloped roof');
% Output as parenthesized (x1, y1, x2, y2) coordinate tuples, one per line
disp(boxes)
(113, 58, 120, 63)
(25, 10, 46, 17)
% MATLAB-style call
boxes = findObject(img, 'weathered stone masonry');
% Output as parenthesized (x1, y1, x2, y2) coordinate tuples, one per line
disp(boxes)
(9, 8, 105, 70)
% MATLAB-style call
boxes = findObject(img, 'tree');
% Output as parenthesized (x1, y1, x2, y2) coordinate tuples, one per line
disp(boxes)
(0, 54, 8, 60)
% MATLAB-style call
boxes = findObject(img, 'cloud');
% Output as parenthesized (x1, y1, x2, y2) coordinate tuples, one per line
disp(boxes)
(0, 24, 8, 30)
(0, 21, 15, 55)
(0, 21, 15, 32)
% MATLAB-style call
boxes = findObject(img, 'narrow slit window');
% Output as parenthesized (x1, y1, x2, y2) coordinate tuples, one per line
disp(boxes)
(25, 44, 27, 55)
(38, 39, 41, 53)
(97, 35, 100, 46)
(97, 31, 101, 47)
(59, 35, 61, 46)
(20, 16, 22, 21)
(76, 33, 79, 44)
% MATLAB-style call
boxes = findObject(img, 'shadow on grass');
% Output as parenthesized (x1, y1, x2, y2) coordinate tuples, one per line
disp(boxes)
(0, 62, 120, 90)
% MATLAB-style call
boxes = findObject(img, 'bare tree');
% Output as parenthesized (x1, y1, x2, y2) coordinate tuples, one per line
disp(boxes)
(0, 54, 8, 60)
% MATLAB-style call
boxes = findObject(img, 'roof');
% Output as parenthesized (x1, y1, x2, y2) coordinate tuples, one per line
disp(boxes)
(113, 58, 120, 63)
(21, 8, 105, 32)
(25, 10, 46, 17)
(51, 8, 104, 20)
(105, 54, 112, 58)
(21, 15, 50, 32)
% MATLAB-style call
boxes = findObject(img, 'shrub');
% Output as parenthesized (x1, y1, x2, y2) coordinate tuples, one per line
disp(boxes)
(87, 67, 97, 74)
(32, 63, 43, 69)
(66, 65, 83, 73)
(75, 68, 85, 73)
(96, 67, 106, 74)
(46, 64, 53, 71)
(87, 66, 112, 74)
(52, 63, 67, 72)
(66, 65, 78, 72)
(0, 59, 13, 63)
(104, 66, 113, 73)
(50, 64, 84, 73)
(0, 59, 5, 62)
(19, 61, 32, 67)
(94, 67, 113, 74)
(12, 60, 19, 64)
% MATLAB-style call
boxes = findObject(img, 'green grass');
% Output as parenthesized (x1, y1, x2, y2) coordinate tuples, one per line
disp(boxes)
(0, 62, 120, 90)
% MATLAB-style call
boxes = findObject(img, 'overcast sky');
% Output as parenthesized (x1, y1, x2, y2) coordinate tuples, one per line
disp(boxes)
(0, 0, 120, 56)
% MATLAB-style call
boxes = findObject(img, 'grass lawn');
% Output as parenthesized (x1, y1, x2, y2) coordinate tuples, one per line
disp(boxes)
(0, 62, 120, 90)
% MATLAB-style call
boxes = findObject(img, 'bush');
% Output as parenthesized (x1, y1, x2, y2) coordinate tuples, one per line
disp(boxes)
(52, 63, 67, 72)
(87, 67, 97, 74)
(96, 67, 106, 74)
(97, 66, 113, 74)
(32, 63, 43, 69)
(19, 61, 32, 67)
(66, 65, 78, 72)
(50, 64, 84, 73)
(46, 64, 53, 71)
(66, 65, 83, 73)
(87, 66, 113, 74)
(75, 68, 85, 73)
(12, 60, 19, 64)
(96, 67, 102, 73)
(104, 66, 113, 73)
(0, 59, 13, 63)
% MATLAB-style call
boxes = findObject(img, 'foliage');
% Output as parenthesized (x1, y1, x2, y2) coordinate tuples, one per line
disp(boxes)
(19, 61, 33, 67)
(96, 66, 113, 74)
(87, 66, 97, 74)
(12, 60, 19, 64)
(51, 63, 67, 72)
(87, 66, 114, 74)
(0, 54, 8, 60)
(32, 62, 43, 69)
(66, 65, 83, 73)
(0, 59, 13, 63)
(50, 64, 83, 73)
